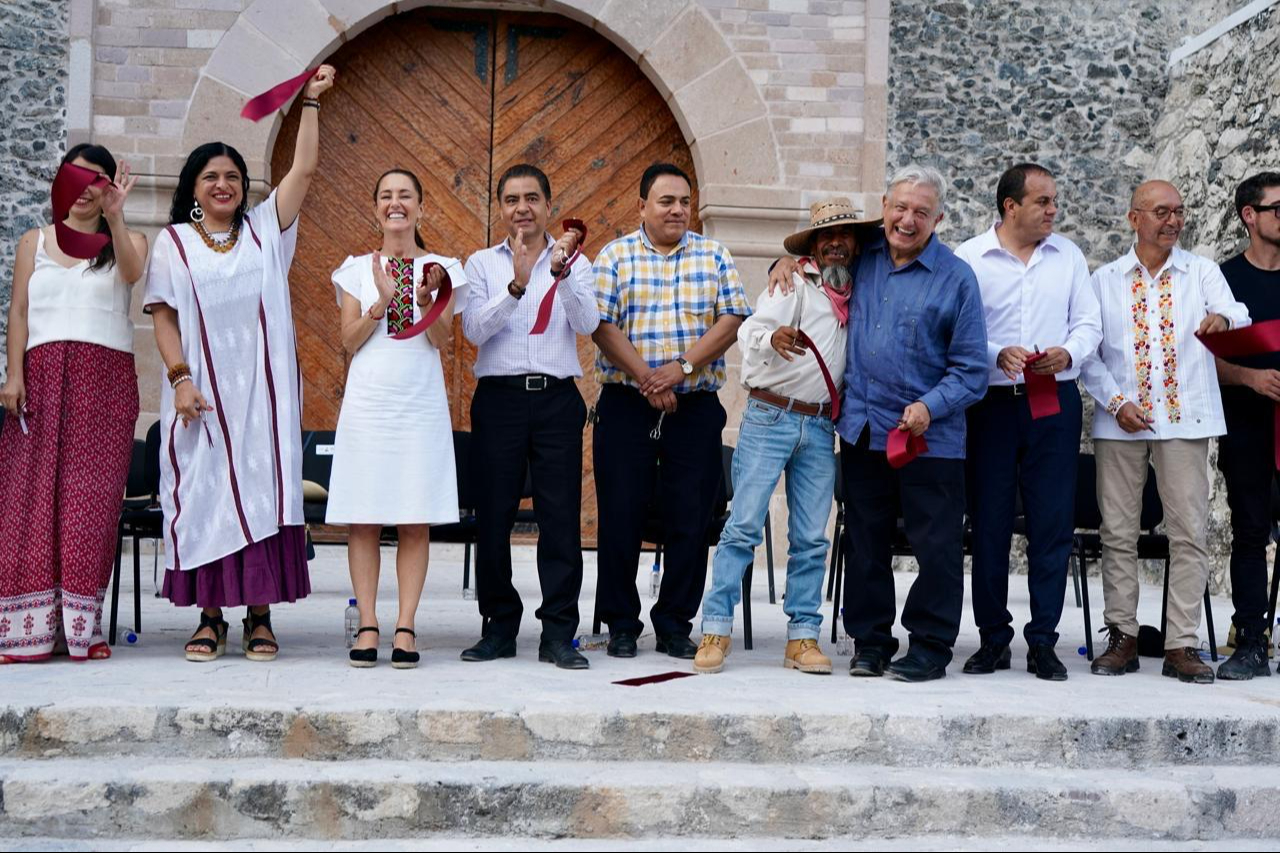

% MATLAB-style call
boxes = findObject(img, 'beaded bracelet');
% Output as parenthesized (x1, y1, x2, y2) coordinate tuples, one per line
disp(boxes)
(167, 362, 191, 384)
(171, 374, 193, 390)
(302, 98, 321, 110)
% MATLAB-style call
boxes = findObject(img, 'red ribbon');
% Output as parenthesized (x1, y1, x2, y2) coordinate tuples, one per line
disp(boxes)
(886, 428, 929, 469)
(1022, 352, 1061, 419)
(51, 162, 111, 259)
(389, 262, 453, 341)
(1197, 319, 1280, 468)
(241, 67, 317, 122)
(530, 219, 589, 335)
(795, 329, 840, 421)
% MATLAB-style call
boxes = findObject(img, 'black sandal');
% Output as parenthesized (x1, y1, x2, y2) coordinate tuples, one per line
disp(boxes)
(391, 627, 419, 669)
(349, 626, 379, 668)
(185, 611, 228, 662)
(242, 609, 278, 662)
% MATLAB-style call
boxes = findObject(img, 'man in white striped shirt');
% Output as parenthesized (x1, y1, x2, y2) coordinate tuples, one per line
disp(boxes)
(459, 164, 598, 670)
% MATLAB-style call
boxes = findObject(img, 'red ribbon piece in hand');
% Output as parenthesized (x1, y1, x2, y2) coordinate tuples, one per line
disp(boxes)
(1022, 352, 1061, 420)
(795, 329, 840, 421)
(1197, 318, 1280, 469)
(241, 67, 318, 122)
(51, 162, 112, 260)
(390, 262, 452, 341)
(886, 428, 929, 469)
(530, 219, 589, 335)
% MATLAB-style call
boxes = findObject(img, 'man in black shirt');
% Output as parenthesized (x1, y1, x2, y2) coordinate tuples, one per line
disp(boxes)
(1216, 171, 1280, 679)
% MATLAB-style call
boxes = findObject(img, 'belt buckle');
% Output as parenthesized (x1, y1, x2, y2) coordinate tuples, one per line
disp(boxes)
(525, 375, 547, 391)
(1012, 384, 1024, 397)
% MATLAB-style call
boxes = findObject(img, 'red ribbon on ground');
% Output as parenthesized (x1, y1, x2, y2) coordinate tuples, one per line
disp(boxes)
(1197, 318, 1280, 468)
(1022, 352, 1061, 419)
(611, 671, 697, 687)
(530, 219, 588, 335)
(241, 67, 318, 122)
(886, 428, 928, 469)
(389, 262, 452, 341)
(795, 329, 840, 421)
(51, 162, 111, 259)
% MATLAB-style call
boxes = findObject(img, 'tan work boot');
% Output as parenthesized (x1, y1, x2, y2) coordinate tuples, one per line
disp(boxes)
(784, 638, 832, 674)
(1163, 647, 1215, 684)
(1090, 626, 1139, 676)
(694, 634, 731, 674)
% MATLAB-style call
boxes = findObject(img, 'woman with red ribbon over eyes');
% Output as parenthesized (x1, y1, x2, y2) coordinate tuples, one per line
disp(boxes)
(326, 168, 465, 669)
(142, 64, 336, 664)
(0, 143, 146, 664)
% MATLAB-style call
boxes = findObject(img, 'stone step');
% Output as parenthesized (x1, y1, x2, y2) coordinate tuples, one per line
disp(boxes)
(10, 834, 1280, 850)
(2, 759, 1279, 841)
(3, 704, 1277, 769)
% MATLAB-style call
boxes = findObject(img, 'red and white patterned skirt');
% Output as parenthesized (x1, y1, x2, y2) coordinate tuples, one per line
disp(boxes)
(0, 341, 138, 660)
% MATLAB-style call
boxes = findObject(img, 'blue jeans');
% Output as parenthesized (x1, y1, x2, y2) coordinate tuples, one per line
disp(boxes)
(700, 398, 836, 640)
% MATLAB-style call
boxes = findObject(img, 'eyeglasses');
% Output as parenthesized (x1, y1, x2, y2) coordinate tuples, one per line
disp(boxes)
(1249, 203, 1280, 218)
(1132, 206, 1187, 222)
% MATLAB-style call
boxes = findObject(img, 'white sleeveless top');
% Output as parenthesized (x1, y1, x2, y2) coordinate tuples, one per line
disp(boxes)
(26, 228, 133, 353)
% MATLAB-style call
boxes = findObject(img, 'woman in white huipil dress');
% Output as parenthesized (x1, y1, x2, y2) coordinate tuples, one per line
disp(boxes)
(327, 168, 466, 669)
(0, 144, 146, 663)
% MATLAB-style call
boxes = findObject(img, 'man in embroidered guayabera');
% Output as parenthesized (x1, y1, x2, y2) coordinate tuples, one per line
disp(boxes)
(1079, 180, 1250, 684)
(954, 164, 1102, 682)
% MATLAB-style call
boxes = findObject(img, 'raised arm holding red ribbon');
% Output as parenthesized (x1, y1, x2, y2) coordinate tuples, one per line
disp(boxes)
(0, 143, 147, 665)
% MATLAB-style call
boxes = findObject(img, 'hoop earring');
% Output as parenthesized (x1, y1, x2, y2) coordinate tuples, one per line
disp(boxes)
(190, 202, 205, 223)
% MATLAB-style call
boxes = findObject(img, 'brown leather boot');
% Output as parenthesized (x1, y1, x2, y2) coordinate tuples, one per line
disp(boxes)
(1090, 626, 1139, 676)
(1162, 647, 1215, 684)
(784, 639, 832, 674)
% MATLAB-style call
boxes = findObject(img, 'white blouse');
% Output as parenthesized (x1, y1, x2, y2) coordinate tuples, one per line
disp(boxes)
(26, 228, 133, 353)
(1080, 245, 1251, 441)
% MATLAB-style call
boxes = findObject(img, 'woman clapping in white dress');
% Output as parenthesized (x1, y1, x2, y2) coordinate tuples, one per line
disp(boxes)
(326, 168, 466, 669)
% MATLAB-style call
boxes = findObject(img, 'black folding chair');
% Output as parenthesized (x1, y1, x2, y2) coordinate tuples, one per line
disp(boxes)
(1073, 452, 1217, 661)
(1264, 480, 1280, 649)
(300, 429, 336, 527)
(109, 421, 162, 645)
(430, 430, 480, 595)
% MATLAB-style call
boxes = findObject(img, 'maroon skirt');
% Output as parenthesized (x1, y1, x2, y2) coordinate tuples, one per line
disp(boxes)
(161, 524, 310, 608)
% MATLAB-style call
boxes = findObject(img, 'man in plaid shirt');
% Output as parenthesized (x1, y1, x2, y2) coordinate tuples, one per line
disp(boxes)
(591, 163, 752, 659)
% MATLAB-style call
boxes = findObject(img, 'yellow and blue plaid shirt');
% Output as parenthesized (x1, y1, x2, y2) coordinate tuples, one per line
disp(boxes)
(593, 226, 750, 392)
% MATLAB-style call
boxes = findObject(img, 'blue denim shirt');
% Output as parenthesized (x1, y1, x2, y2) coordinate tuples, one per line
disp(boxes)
(836, 231, 989, 459)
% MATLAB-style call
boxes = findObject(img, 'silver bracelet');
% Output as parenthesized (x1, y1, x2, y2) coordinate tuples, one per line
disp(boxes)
(171, 374, 193, 390)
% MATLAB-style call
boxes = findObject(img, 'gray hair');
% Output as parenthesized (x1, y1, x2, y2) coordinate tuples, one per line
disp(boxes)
(887, 164, 947, 212)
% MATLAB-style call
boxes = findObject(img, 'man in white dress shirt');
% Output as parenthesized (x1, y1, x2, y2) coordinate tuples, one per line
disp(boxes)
(459, 164, 598, 670)
(694, 198, 877, 675)
(954, 163, 1102, 681)
(1081, 180, 1250, 684)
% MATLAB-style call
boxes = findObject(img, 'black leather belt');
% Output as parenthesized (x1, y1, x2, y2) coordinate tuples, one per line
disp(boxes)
(479, 374, 574, 391)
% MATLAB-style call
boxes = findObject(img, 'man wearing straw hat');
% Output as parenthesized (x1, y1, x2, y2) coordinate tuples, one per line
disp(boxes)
(695, 198, 879, 674)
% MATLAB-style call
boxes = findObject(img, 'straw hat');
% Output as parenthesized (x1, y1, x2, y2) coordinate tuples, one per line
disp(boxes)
(783, 197, 882, 256)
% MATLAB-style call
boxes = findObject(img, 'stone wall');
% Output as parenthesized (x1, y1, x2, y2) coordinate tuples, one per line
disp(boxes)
(0, 0, 69, 377)
(887, 0, 1216, 265)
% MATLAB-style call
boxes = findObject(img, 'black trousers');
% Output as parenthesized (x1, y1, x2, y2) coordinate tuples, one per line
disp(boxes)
(1219, 393, 1279, 634)
(593, 384, 726, 638)
(841, 428, 966, 666)
(470, 377, 586, 641)
(966, 382, 1081, 648)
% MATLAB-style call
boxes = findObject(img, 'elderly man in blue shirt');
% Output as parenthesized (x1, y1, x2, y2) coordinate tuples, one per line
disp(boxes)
(773, 164, 988, 681)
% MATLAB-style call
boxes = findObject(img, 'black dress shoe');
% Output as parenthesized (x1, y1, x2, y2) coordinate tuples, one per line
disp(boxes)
(849, 646, 888, 677)
(539, 639, 590, 670)
(885, 650, 947, 682)
(655, 634, 698, 659)
(1026, 643, 1068, 681)
(962, 642, 1011, 674)
(607, 632, 638, 658)
(460, 634, 516, 662)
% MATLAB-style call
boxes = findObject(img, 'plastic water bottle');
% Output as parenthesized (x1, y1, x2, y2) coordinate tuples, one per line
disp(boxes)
(120, 626, 140, 646)
(1078, 646, 1088, 657)
(344, 598, 359, 649)
(835, 609, 852, 656)
(462, 586, 476, 601)
(573, 632, 609, 651)
(649, 563, 662, 598)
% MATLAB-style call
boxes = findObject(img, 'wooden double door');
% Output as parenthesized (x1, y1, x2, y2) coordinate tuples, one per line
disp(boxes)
(271, 7, 698, 541)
